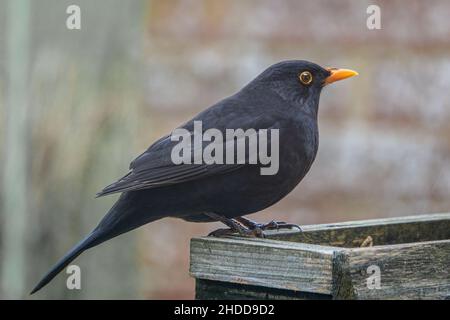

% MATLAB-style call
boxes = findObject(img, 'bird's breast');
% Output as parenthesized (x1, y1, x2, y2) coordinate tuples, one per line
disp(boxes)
(277, 119, 319, 184)
(199, 118, 319, 216)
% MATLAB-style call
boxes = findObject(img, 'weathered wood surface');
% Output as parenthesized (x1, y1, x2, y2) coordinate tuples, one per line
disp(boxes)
(190, 237, 336, 294)
(334, 240, 450, 300)
(190, 213, 450, 300)
(268, 212, 450, 247)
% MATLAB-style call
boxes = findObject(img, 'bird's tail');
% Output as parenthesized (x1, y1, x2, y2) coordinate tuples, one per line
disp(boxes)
(30, 192, 161, 295)
(30, 231, 103, 295)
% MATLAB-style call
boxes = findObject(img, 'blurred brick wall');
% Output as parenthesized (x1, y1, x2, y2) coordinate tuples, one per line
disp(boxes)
(134, 0, 450, 298)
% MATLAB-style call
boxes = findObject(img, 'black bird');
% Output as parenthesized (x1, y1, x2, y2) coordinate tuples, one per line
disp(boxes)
(31, 60, 357, 294)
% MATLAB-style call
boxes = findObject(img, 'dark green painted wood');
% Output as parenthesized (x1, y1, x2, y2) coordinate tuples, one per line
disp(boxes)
(196, 279, 331, 300)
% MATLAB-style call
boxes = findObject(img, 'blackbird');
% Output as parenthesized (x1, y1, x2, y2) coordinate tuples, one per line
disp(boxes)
(31, 60, 357, 294)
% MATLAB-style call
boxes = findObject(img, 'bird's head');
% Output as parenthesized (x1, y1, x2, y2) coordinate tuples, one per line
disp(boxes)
(250, 60, 358, 116)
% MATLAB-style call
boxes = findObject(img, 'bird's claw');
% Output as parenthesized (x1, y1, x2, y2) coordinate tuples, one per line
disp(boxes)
(208, 228, 234, 237)
(208, 226, 265, 238)
(252, 220, 303, 232)
(206, 215, 300, 239)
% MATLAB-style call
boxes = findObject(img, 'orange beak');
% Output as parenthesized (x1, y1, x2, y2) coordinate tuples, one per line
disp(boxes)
(324, 68, 359, 85)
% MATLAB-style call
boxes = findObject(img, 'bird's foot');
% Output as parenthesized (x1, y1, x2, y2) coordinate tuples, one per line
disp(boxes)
(207, 228, 234, 237)
(205, 213, 265, 238)
(205, 213, 301, 238)
(207, 227, 264, 238)
(235, 216, 302, 233)
(256, 220, 303, 232)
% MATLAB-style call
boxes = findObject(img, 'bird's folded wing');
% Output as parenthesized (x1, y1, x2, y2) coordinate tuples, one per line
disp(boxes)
(96, 133, 252, 197)
(96, 108, 282, 197)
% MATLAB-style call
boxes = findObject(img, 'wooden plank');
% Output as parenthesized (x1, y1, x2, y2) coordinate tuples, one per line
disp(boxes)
(190, 237, 337, 294)
(268, 213, 450, 248)
(333, 239, 450, 299)
(195, 279, 331, 300)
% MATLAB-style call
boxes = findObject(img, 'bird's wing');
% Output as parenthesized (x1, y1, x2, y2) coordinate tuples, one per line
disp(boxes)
(96, 112, 277, 197)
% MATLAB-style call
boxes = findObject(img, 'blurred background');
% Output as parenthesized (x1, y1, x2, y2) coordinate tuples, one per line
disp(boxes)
(0, 0, 449, 299)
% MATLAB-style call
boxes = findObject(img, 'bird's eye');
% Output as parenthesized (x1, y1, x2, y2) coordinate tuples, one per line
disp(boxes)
(299, 71, 313, 85)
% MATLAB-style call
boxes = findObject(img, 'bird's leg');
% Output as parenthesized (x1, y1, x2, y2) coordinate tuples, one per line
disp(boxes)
(235, 216, 302, 232)
(206, 213, 264, 238)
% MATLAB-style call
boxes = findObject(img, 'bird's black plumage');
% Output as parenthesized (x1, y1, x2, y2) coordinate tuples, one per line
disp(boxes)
(31, 60, 356, 294)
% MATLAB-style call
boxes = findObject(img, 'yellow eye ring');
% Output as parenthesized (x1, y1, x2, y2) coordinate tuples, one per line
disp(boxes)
(299, 71, 313, 85)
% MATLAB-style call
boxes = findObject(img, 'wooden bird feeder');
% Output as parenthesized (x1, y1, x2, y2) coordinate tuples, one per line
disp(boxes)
(190, 213, 450, 299)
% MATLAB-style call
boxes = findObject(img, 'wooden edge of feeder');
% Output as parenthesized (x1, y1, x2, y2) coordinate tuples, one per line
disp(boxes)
(298, 212, 450, 232)
(189, 236, 339, 295)
(267, 212, 450, 247)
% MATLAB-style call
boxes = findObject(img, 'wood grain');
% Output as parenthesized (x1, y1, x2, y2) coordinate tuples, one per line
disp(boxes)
(191, 213, 450, 299)
(335, 239, 450, 299)
(190, 237, 336, 294)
